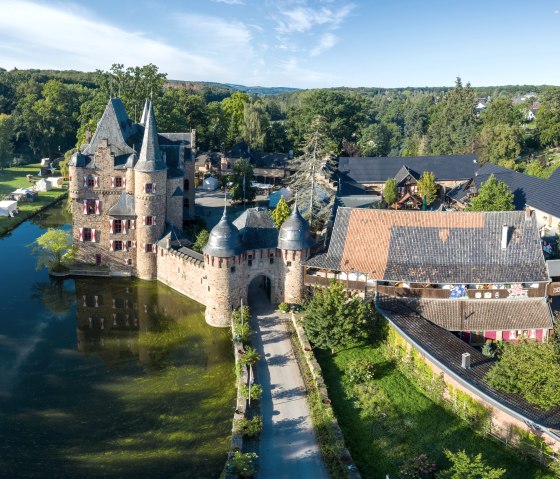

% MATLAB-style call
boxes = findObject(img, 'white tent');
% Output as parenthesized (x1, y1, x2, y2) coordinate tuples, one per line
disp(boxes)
(0, 200, 18, 217)
(46, 177, 64, 188)
(202, 176, 219, 191)
(36, 179, 52, 192)
(268, 188, 292, 208)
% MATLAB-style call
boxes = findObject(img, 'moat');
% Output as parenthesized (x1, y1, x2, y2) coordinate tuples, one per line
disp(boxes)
(0, 204, 235, 478)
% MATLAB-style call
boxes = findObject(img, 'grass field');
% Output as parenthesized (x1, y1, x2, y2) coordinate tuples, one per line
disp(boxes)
(0, 163, 68, 235)
(316, 341, 555, 479)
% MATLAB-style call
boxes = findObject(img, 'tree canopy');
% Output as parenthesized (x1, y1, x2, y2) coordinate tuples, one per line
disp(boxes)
(439, 450, 506, 479)
(383, 178, 398, 206)
(303, 280, 370, 354)
(29, 228, 76, 272)
(230, 159, 256, 203)
(417, 170, 438, 206)
(271, 195, 291, 228)
(468, 174, 514, 211)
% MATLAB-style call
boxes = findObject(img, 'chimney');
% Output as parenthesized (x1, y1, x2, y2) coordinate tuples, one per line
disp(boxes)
(525, 206, 532, 221)
(501, 224, 509, 249)
(462, 353, 471, 370)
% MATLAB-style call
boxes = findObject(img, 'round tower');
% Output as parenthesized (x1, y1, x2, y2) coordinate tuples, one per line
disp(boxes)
(134, 101, 167, 280)
(203, 206, 245, 327)
(278, 199, 314, 305)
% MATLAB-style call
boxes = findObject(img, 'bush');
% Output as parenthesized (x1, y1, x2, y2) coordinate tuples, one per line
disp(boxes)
(278, 302, 290, 313)
(233, 322, 252, 343)
(239, 347, 260, 367)
(236, 416, 263, 437)
(481, 341, 496, 358)
(229, 451, 258, 478)
(345, 359, 375, 385)
(400, 453, 437, 478)
(240, 383, 263, 400)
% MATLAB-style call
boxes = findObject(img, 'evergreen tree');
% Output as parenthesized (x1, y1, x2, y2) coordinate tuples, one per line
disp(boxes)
(193, 229, 210, 253)
(303, 280, 369, 354)
(469, 174, 514, 211)
(427, 78, 478, 155)
(476, 123, 523, 165)
(536, 87, 560, 147)
(288, 115, 337, 228)
(383, 177, 398, 206)
(417, 171, 438, 205)
(271, 195, 291, 228)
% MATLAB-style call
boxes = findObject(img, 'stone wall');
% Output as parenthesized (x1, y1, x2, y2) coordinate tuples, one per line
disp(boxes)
(156, 248, 207, 307)
(280, 248, 308, 304)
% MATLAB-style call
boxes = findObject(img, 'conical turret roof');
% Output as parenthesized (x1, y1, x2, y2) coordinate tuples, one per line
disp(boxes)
(278, 197, 314, 251)
(135, 102, 166, 172)
(139, 99, 150, 125)
(203, 204, 244, 258)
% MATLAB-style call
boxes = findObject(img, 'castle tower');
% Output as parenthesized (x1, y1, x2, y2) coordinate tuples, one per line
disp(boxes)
(134, 101, 167, 280)
(203, 203, 245, 327)
(278, 198, 314, 304)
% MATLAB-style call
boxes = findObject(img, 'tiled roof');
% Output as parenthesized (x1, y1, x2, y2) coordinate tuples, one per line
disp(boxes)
(473, 162, 560, 218)
(379, 302, 560, 430)
(377, 295, 552, 331)
(233, 208, 278, 250)
(338, 154, 478, 184)
(305, 208, 548, 283)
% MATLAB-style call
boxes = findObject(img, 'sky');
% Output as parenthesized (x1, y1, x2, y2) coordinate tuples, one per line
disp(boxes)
(0, 0, 559, 88)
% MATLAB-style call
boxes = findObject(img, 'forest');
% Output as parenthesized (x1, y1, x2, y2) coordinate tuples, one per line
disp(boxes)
(0, 64, 559, 179)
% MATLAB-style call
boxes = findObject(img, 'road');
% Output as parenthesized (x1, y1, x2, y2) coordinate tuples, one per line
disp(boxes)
(249, 288, 328, 479)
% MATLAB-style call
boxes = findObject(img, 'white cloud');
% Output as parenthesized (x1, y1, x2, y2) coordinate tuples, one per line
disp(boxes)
(0, 1, 223, 79)
(275, 3, 354, 34)
(310, 32, 337, 56)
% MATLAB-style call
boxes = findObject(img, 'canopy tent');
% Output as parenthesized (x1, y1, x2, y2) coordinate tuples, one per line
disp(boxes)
(36, 179, 52, 192)
(268, 188, 292, 208)
(0, 200, 18, 217)
(46, 177, 64, 188)
(202, 176, 219, 191)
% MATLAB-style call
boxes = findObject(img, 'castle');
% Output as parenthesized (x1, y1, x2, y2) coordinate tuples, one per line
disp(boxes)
(69, 98, 313, 327)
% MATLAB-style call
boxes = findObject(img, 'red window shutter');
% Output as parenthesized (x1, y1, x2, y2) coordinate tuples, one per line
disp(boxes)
(109, 219, 114, 234)
(153, 216, 157, 226)
(83, 176, 87, 187)
(131, 219, 136, 229)
(154, 245, 158, 254)
(123, 177, 127, 188)
(111, 177, 115, 188)
(94, 177, 99, 187)
(95, 200, 100, 215)
(143, 243, 147, 252)
(110, 240, 114, 251)
(79, 227, 84, 242)
(132, 241, 137, 248)
(142, 215, 146, 226)
(153, 183, 157, 193)
(92, 229, 97, 242)
(82, 200, 88, 215)
(144, 183, 148, 193)
(122, 221, 127, 234)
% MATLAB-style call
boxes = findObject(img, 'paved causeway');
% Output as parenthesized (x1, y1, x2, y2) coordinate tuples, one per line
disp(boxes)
(250, 295, 328, 479)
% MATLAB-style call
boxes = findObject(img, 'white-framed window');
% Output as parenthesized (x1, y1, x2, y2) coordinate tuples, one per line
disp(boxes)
(144, 215, 156, 226)
(111, 177, 125, 188)
(79, 227, 97, 242)
(145, 183, 156, 193)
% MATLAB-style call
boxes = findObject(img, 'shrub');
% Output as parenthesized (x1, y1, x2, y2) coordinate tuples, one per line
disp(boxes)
(345, 359, 375, 385)
(236, 416, 263, 437)
(230, 451, 258, 478)
(481, 341, 496, 358)
(233, 322, 252, 343)
(240, 383, 263, 400)
(278, 302, 290, 313)
(239, 347, 260, 367)
(400, 453, 437, 478)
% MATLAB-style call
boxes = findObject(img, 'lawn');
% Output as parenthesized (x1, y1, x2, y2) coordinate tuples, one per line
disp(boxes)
(0, 163, 68, 235)
(316, 340, 555, 479)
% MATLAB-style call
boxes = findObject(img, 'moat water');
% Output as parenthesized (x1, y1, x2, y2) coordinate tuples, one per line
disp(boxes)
(0, 204, 235, 478)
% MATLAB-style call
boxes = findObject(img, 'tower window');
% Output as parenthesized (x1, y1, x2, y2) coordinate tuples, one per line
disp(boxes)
(145, 216, 155, 226)
(269, 257, 274, 264)
(113, 240, 123, 251)
(115, 177, 123, 188)
(113, 219, 122, 233)
(248, 259, 253, 267)
(87, 176, 95, 187)
(287, 261, 292, 267)
(230, 266, 236, 273)
(145, 243, 153, 253)
(184, 179, 189, 191)
(183, 198, 190, 208)
(83, 228, 92, 242)
(145, 183, 155, 193)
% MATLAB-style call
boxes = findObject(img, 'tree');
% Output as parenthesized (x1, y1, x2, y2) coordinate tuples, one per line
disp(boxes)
(481, 97, 522, 128)
(417, 171, 438, 206)
(383, 178, 398, 206)
(303, 280, 369, 354)
(485, 340, 560, 410)
(29, 228, 76, 272)
(0, 113, 14, 169)
(241, 100, 269, 151)
(230, 159, 256, 203)
(536, 87, 560, 147)
(222, 92, 250, 148)
(357, 123, 391, 156)
(427, 78, 478, 155)
(469, 174, 514, 211)
(288, 115, 337, 228)
(193, 229, 210, 253)
(271, 195, 291, 228)
(439, 450, 505, 479)
(476, 123, 522, 165)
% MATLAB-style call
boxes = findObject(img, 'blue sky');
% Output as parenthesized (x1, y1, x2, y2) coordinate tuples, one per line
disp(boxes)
(0, 0, 559, 88)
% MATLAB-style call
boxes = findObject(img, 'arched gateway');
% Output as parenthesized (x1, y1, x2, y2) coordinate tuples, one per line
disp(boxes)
(248, 274, 272, 307)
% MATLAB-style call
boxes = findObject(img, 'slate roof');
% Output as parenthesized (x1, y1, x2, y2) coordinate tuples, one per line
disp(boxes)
(379, 301, 560, 430)
(473, 162, 560, 218)
(446, 180, 471, 203)
(107, 192, 136, 217)
(233, 208, 278, 250)
(135, 102, 166, 172)
(394, 165, 419, 184)
(171, 186, 184, 197)
(251, 151, 290, 168)
(378, 295, 552, 331)
(278, 202, 315, 251)
(204, 209, 244, 258)
(338, 154, 478, 184)
(305, 208, 548, 284)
